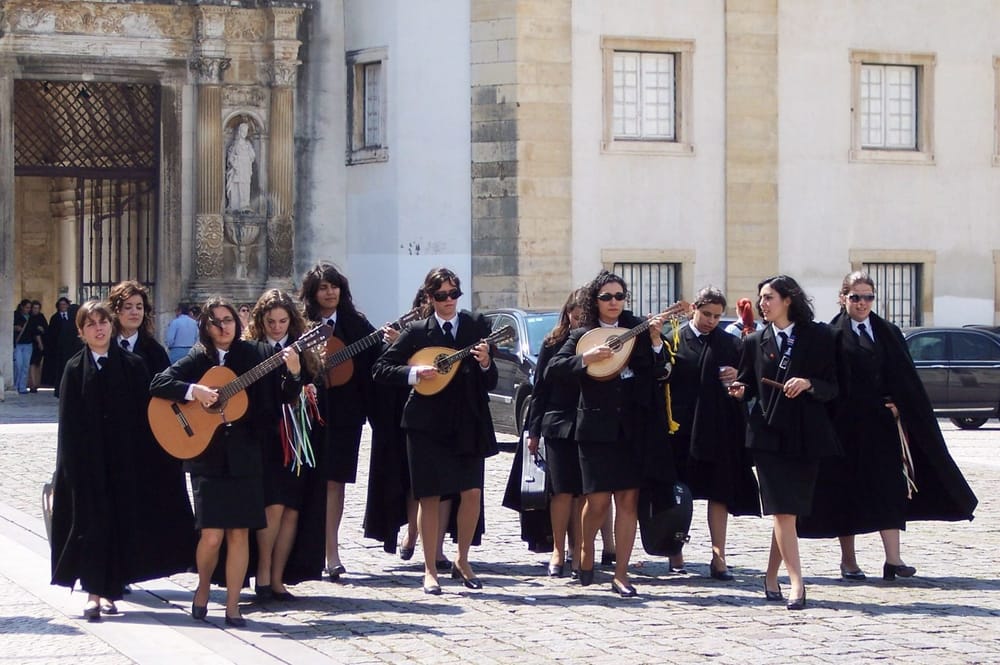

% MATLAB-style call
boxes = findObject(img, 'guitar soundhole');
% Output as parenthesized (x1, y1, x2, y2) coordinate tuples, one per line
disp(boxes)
(433, 354, 450, 374)
(607, 336, 622, 351)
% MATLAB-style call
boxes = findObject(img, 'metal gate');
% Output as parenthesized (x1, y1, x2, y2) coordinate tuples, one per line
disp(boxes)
(13, 80, 160, 301)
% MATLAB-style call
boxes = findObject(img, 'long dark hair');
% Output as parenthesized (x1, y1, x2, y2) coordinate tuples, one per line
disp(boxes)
(107, 280, 155, 338)
(420, 267, 462, 301)
(580, 270, 627, 327)
(299, 262, 361, 322)
(245, 289, 308, 343)
(197, 296, 242, 361)
(544, 287, 587, 348)
(756, 274, 814, 325)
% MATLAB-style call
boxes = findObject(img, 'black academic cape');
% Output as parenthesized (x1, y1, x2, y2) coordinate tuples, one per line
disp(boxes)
(51, 345, 195, 599)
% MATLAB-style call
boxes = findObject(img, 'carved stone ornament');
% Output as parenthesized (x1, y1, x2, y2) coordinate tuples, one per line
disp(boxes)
(190, 56, 231, 85)
(267, 215, 294, 278)
(4, 1, 197, 40)
(267, 61, 299, 88)
(225, 10, 265, 41)
(195, 214, 225, 278)
(223, 86, 266, 109)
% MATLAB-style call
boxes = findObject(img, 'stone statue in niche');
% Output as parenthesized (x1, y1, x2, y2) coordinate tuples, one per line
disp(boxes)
(225, 121, 256, 211)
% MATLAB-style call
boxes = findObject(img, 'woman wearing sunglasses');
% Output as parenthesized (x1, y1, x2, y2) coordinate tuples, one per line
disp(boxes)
(373, 267, 498, 595)
(546, 270, 670, 597)
(798, 271, 977, 582)
(727, 275, 839, 610)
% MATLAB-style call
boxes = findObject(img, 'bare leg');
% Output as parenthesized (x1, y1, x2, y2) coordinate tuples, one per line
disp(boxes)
(255, 504, 283, 586)
(454, 488, 481, 577)
(764, 528, 782, 593)
(708, 501, 730, 570)
(224, 528, 250, 618)
(772, 514, 803, 600)
(549, 493, 573, 566)
(271, 508, 299, 593)
(569, 496, 585, 571)
(194, 528, 224, 607)
(417, 496, 441, 587)
(612, 489, 639, 587)
(436, 498, 452, 563)
(325, 480, 345, 569)
(581, 492, 612, 572)
(401, 495, 419, 549)
(599, 503, 615, 560)
(880, 529, 904, 565)
(839, 535, 860, 570)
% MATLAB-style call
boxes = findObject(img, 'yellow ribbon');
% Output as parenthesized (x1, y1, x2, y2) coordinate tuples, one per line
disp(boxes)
(663, 317, 682, 434)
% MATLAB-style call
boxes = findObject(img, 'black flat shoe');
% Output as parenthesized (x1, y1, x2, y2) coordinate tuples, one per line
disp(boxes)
(399, 546, 415, 561)
(224, 615, 247, 628)
(191, 603, 208, 620)
(547, 561, 564, 577)
(578, 568, 595, 587)
(99, 600, 119, 615)
(422, 583, 442, 595)
(600, 551, 616, 566)
(83, 601, 101, 622)
(763, 580, 783, 602)
(710, 564, 734, 581)
(840, 565, 866, 581)
(669, 564, 688, 574)
(435, 557, 452, 572)
(254, 584, 273, 600)
(324, 565, 346, 581)
(570, 569, 579, 580)
(786, 588, 807, 610)
(451, 563, 483, 590)
(883, 562, 917, 580)
(272, 590, 296, 601)
(611, 580, 637, 597)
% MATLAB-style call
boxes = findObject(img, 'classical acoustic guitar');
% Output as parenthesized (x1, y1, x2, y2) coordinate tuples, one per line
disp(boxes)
(576, 301, 691, 380)
(148, 324, 332, 460)
(324, 308, 422, 387)
(409, 325, 515, 396)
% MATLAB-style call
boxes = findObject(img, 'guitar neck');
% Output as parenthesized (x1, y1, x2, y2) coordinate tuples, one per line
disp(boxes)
(218, 339, 306, 401)
(615, 319, 652, 346)
(438, 343, 476, 370)
(326, 329, 383, 367)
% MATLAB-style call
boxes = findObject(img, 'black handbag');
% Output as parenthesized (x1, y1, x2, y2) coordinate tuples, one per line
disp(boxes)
(520, 436, 548, 511)
(638, 482, 693, 556)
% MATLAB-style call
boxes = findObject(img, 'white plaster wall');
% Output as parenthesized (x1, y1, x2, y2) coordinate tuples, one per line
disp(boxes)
(341, 0, 472, 324)
(778, 0, 1000, 325)
(571, 0, 727, 297)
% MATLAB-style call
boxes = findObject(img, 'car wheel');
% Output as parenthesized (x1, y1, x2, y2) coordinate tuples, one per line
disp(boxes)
(950, 417, 988, 430)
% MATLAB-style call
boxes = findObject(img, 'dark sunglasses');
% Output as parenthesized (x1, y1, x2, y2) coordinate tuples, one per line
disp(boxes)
(847, 294, 876, 303)
(597, 292, 628, 302)
(432, 288, 463, 302)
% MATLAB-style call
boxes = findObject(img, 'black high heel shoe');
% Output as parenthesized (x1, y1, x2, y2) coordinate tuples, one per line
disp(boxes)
(547, 561, 565, 577)
(883, 562, 917, 580)
(224, 614, 247, 628)
(399, 546, 415, 561)
(600, 551, 616, 566)
(191, 602, 208, 620)
(786, 587, 807, 610)
(451, 563, 483, 590)
(840, 565, 867, 581)
(83, 601, 101, 622)
(763, 580, 783, 602)
(610, 580, 637, 597)
(578, 568, 595, 587)
(709, 559, 734, 581)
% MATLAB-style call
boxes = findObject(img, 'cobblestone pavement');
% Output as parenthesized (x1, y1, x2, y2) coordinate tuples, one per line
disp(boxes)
(1, 389, 999, 664)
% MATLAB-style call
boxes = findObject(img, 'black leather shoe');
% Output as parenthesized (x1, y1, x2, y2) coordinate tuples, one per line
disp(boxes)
(786, 588, 807, 610)
(99, 600, 119, 615)
(451, 563, 483, 589)
(883, 562, 917, 580)
(83, 601, 101, 622)
(763, 580, 783, 602)
(224, 615, 247, 628)
(611, 580, 637, 597)
(272, 589, 296, 601)
(840, 565, 866, 581)
(547, 561, 564, 577)
(324, 565, 346, 581)
(191, 603, 208, 620)
(710, 565, 734, 581)
(578, 568, 595, 587)
(435, 557, 452, 572)
(668, 564, 688, 574)
(254, 584, 273, 600)
(422, 583, 442, 595)
(600, 551, 616, 566)
(399, 546, 415, 561)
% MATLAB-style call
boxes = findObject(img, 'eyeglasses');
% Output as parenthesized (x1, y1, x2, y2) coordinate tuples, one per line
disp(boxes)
(210, 317, 237, 327)
(597, 292, 628, 302)
(239, 308, 250, 313)
(847, 294, 876, 303)
(432, 288, 463, 302)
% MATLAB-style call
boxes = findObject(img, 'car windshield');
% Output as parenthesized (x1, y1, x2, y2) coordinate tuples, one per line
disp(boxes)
(524, 313, 560, 356)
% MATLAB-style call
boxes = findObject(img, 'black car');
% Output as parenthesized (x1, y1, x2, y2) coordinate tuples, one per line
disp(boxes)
(904, 326, 1000, 429)
(483, 308, 560, 435)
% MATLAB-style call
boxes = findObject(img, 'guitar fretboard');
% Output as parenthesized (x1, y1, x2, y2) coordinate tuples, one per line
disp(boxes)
(217, 336, 314, 402)
(325, 330, 383, 368)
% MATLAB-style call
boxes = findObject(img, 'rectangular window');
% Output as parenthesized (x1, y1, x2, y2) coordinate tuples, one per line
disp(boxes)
(363, 62, 382, 148)
(346, 47, 388, 164)
(860, 64, 916, 149)
(863, 262, 922, 327)
(613, 52, 675, 140)
(612, 262, 681, 317)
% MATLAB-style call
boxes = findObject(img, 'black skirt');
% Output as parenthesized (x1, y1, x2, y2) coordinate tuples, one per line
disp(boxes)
(579, 438, 641, 494)
(407, 429, 485, 499)
(191, 473, 266, 530)
(260, 431, 307, 508)
(753, 449, 819, 517)
(322, 423, 363, 483)
(545, 437, 583, 496)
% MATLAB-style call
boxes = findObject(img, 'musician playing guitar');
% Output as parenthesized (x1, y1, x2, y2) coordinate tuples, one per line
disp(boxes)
(149, 297, 302, 627)
(546, 270, 671, 598)
(372, 267, 498, 595)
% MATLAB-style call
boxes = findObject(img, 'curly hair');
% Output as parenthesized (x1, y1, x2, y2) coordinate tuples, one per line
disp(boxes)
(756, 274, 814, 325)
(299, 262, 362, 322)
(580, 270, 628, 327)
(245, 289, 307, 343)
(107, 280, 155, 337)
(196, 296, 242, 361)
(543, 287, 588, 348)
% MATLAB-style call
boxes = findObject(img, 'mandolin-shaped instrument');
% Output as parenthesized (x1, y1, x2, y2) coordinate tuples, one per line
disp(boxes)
(148, 324, 333, 460)
(576, 301, 690, 380)
(409, 325, 515, 396)
(324, 308, 422, 386)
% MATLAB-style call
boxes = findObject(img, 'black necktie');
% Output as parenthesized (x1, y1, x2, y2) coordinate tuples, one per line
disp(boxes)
(62, 312, 68, 320)
(274, 342, 282, 353)
(778, 331, 789, 352)
(442, 321, 455, 344)
(327, 319, 335, 331)
(97, 356, 107, 370)
(857, 323, 875, 351)
(120, 339, 130, 351)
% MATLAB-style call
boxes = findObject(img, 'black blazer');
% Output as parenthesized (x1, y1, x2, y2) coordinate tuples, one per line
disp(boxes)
(737, 321, 840, 459)
(316, 311, 378, 429)
(372, 311, 499, 458)
(547, 311, 668, 443)
(527, 340, 579, 440)
(149, 340, 302, 477)
(131, 332, 170, 375)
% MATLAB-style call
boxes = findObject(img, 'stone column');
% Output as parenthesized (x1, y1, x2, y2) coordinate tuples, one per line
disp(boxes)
(266, 61, 297, 280)
(0, 72, 15, 387)
(191, 55, 230, 282)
